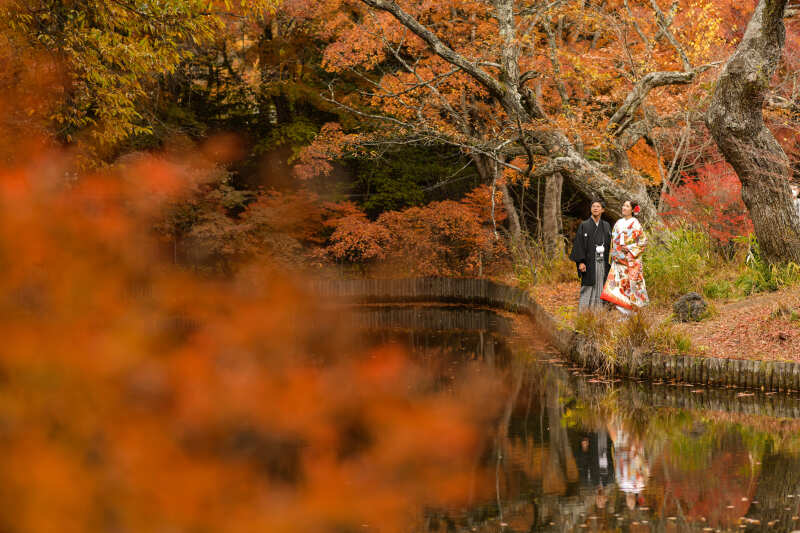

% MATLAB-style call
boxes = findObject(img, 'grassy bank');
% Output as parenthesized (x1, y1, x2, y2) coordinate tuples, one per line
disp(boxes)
(572, 307, 693, 374)
(643, 228, 800, 305)
(522, 227, 800, 364)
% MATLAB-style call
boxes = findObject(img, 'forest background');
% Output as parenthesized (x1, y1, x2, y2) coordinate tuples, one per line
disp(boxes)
(3, 0, 798, 295)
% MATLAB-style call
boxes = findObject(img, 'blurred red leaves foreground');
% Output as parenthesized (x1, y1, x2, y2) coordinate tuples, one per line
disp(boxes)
(0, 143, 505, 532)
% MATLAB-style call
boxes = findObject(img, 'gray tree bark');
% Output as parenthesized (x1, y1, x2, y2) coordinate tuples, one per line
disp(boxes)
(706, 0, 800, 263)
(542, 172, 564, 253)
(498, 180, 523, 242)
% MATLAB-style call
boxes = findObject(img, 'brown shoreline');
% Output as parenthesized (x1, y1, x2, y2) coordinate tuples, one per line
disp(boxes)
(314, 277, 800, 392)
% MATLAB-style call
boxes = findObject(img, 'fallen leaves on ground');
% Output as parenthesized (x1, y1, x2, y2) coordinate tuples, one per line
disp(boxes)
(531, 282, 800, 363)
(672, 287, 800, 362)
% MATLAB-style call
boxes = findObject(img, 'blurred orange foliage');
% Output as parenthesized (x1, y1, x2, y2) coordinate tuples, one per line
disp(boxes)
(0, 143, 504, 532)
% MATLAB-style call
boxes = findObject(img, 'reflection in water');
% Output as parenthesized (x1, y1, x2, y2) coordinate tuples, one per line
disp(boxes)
(357, 305, 800, 532)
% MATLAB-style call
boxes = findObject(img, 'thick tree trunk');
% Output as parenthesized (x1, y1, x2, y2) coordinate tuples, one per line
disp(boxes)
(706, 0, 800, 264)
(542, 172, 564, 253)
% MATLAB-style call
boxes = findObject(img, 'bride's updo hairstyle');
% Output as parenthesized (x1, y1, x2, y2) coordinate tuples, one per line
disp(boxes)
(622, 199, 640, 216)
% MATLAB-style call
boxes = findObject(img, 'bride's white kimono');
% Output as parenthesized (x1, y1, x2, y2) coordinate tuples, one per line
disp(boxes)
(601, 216, 649, 310)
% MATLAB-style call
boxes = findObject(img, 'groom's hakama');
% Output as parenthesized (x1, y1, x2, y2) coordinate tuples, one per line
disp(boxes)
(579, 249, 607, 311)
(570, 217, 612, 312)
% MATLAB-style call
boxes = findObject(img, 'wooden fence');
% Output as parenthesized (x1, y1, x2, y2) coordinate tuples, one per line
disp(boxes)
(313, 277, 800, 393)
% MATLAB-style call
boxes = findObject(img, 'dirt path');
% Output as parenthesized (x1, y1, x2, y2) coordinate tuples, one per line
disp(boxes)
(531, 282, 800, 362)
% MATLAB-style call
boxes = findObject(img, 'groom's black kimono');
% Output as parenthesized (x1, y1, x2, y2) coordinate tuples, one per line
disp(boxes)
(570, 217, 612, 309)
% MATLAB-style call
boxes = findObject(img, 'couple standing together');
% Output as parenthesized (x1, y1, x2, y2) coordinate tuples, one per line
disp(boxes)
(570, 199, 649, 315)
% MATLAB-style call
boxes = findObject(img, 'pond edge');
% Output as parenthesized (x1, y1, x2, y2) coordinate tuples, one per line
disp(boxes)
(313, 277, 800, 392)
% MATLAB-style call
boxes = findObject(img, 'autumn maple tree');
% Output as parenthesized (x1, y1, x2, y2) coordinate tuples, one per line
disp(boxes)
(3, 0, 799, 267)
(662, 162, 753, 245)
(288, 0, 729, 242)
(247, 0, 798, 265)
(326, 185, 509, 275)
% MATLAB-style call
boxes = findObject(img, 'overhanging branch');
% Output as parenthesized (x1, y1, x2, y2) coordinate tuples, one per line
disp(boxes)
(359, 0, 509, 104)
(608, 64, 720, 137)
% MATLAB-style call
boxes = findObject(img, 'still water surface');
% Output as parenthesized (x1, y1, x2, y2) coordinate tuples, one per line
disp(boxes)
(356, 305, 800, 533)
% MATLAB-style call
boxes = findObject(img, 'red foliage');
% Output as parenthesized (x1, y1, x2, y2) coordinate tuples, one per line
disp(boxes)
(327, 212, 391, 264)
(377, 200, 502, 277)
(241, 188, 353, 248)
(242, 189, 374, 268)
(292, 122, 347, 180)
(325, 185, 509, 276)
(661, 162, 753, 244)
(155, 182, 509, 277)
(460, 184, 508, 224)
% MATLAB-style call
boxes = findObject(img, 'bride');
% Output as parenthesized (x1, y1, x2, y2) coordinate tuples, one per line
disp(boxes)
(601, 200, 649, 315)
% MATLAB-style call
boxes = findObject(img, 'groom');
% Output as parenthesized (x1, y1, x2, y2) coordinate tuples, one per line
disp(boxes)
(570, 199, 612, 311)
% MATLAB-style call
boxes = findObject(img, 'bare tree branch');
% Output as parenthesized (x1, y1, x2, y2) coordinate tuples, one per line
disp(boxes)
(322, 87, 534, 172)
(518, 70, 540, 86)
(617, 119, 652, 151)
(356, 0, 661, 224)
(367, 13, 468, 130)
(624, 0, 650, 47)
(542, 15, 569, 108)
(649, 0, 690, 70)
(608, 64, 719, 137)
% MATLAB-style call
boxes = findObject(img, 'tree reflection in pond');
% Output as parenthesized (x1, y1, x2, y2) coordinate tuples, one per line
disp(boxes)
(359, 305, 800, 532)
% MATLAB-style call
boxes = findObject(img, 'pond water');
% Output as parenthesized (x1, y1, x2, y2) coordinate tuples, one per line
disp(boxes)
(356, 305, 800, 533)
